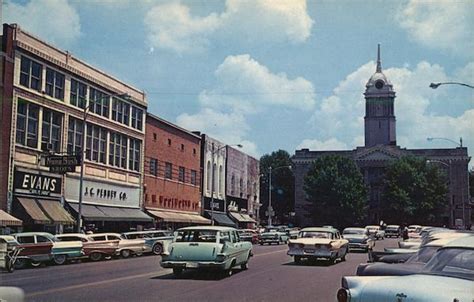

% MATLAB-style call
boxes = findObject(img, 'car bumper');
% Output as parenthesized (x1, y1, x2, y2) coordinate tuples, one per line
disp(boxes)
(260, 238, 280, 244)
(348, 242, 369, 249)
(287, 249, 337, 259)
(160, 260, 228, 270)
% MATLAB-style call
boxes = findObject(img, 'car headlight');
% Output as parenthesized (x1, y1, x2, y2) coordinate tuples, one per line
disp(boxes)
(215, 254, 227, 262)
(336, 288, 350, 302)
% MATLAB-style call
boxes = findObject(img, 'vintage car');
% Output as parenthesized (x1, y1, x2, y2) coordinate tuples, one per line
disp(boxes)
(55, 233, 117, 261)
(122, 230, 173, 255)
(384, 225, 400, 238)
(285, 227, 300, 239)
(365, 225, 384, 240)
(337, 236, 474, 302)
(88, 233, 147, 258)
(161, 226, 252, 277)
(237, 229, 259, 244)
(13, 232, 83, 267)
(259, 226, 289, 245)
(288, 227, 348, 264)
(342, 227, 374, 252)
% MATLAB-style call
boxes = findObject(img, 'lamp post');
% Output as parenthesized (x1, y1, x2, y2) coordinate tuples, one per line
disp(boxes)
(209, 143, 242, 226)
(429, 82, 474, 89)
(77, 92, 129, 233)
(267, 165, 291, 227)
(427, 137, 470, 229)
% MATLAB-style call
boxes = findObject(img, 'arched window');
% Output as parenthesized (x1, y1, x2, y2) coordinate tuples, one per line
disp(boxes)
(219, 165, 223, 194)
(206, 160, 211, 191)
(213, 163, 218, 193)
(231, 174, 235, 195)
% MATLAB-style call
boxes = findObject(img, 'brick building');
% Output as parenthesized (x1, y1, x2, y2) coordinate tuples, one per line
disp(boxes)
(293, 45, 471, 228)
(144, 113, 210, 229)
(0, 23, 152, 233)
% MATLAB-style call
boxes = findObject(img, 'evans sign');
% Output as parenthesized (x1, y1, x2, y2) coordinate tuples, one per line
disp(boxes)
(14, 170, 62, 196)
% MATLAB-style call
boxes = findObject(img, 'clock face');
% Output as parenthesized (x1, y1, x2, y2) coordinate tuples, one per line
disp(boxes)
(375, 80, 384, 89)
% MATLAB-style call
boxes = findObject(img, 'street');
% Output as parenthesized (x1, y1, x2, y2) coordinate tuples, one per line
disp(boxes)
(2, 239, 396, 302)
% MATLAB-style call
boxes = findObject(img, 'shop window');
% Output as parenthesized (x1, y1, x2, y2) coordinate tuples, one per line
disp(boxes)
(16, 100, 39, 148)
(41, 109, 62, 153)
(70, 79, 87, 109)
(179, 166, 185, 182)
(89, 87, 109, 118)
(20, 56, 42, 91)
(165, 162, 172, 179)
(45, 68, 65, 100)
(67, 117, 83, 155)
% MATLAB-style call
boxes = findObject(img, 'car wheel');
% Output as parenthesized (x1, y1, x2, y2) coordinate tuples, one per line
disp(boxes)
(120, 249, 131, 258)
(30, 260, 42, 267)
(14, 258, 27, 269)
(173, 268, 183, 277)
(53, 254, 67, 265)
(89, 252, 103, 262)
(294, 256, 301, 264)
(152, 243, 163, 255)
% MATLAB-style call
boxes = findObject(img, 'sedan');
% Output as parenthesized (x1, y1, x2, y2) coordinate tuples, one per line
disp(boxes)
(342, 227, 374, 252)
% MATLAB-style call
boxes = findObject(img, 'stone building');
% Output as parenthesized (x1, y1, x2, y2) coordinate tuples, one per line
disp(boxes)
(143, 113, 210, 228)
(293, 45, 471, 228)
(0, 24, 152, 233)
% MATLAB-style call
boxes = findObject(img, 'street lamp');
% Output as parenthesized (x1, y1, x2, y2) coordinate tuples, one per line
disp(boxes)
(267, 165, 291, 227)
(77, 92, 130, 232)
(427, 137, 463, 148)
(429, 82, 474, 89)
(209, 143, 242, 226)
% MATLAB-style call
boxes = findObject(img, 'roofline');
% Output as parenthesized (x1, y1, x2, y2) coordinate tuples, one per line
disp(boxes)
(146, 112, 201, 140)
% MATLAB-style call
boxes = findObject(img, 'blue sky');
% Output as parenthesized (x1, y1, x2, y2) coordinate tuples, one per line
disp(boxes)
(3, 0, 473, 160)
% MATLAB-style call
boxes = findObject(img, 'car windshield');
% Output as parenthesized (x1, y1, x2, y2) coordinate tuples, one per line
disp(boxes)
(265, 229, 278, 233)
(174, 230, 218, 243)
(421, 248, 474, 281)
(299, 231, 332, 239)
(406, 246, 438, 264)
(343, 229, 365, 235)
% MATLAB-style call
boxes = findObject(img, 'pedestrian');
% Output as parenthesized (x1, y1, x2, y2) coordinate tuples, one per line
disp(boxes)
(402, 224, 409, 241)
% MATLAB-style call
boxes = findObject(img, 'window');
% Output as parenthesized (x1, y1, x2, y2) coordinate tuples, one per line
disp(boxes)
(179, 166, 185, 182)
(153, 133, 157, 141)
(131, 107, 143, 130)
(191, 170, 197, 185)
(70, 79, 87, 109)
(85, 124, 107, 164)
(36, 236, 51, 243)
(67, 117, 83, 155)
(16, 100, 39, 148)
(219, 165, 223, 194)
(213, 163, 217, 192)
(150, 158, 158, 176)
(45, 68, 65, 100)
(109, 132, 128, 169)
(231, 174, 235, 195)
(193, 148, 197, 155)
(16, 236, 35, 244)
(89, 88, 109, 118)
(41, 109, 62, 152)
(168, 139, 171, 146)
(129, 138, 141, 172)
(206, 161, 211, 191)
(20, 56, 42, 91)
(112, 97, 130, 125)
(181, 144, 184, 151)
(165, 162, 172, 179)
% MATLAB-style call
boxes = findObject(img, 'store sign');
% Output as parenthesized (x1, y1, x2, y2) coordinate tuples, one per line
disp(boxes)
(203, 198, 224, 212)
(14, 170, 62, 196)
(65, 177, 140, 207)
(44, 155, 81, 174)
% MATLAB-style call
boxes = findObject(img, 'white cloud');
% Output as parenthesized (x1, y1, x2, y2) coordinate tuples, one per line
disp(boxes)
(144, 0, 313, 53)
(4, 0, 81, 47)
(396, 0, 474, 56)
(297, 138, 348, 151)
(200, 54, 316, 113)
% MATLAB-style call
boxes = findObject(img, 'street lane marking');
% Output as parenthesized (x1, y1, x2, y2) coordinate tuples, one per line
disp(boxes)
(25, 270, 171, 298)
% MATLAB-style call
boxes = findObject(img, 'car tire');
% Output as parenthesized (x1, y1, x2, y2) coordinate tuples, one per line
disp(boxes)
(152, 243, 163, 255)
(30, 260, 42, 267)
(14, 258, 27, 269)
(53, 254, 67, 265)
(120, 249, 131, 258)
(173, 268, 183, 277)
(294, 256, 301, 264)
(89, 252, 103, 262)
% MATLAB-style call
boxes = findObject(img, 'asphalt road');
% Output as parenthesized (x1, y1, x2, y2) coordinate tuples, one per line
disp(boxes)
(1, 238, 397, 302)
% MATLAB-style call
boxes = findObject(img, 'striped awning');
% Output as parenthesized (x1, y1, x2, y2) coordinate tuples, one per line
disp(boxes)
(229, 211, 256, 223)
(17, 198, 75, 225)
(0, 209, 22, 227)
(147, 208, 211, 224)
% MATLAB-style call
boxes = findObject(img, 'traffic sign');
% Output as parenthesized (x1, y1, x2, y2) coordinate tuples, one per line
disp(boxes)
(45, 154, 81, 167)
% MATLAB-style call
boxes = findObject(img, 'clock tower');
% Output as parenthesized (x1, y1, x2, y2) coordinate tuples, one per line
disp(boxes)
(364, 44, 396, 147)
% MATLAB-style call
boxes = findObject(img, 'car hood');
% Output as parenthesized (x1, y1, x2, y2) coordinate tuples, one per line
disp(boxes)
(344, 275, 474, 302)
(357, 262, 424, 276)
(289, 238, 333, 245)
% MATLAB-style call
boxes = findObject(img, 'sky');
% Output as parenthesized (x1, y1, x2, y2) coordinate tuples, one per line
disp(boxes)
(2, 0, 473, 160)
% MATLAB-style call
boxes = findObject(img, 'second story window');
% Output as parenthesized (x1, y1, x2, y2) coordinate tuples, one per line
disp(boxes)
(112, 98, 130, 126)
(191, 170, 197, 185)
(67, 117, 83, 155)
(165, 162, 172, 179)
(150, 158, 158, 176)
(20, 56, 42, 91)
(85, 124, 107, 164)
(45, 68, 65, 100)
(131, 107, 143, 130)
(129, 138, 141, 172)
(89, 88, 109, 118)
(70, 79, 87, 109)
(109, 132, 127, 169)
(41, 109, 62, 153)
(179, 166, 185, 182)
(16, 100, 39, 148)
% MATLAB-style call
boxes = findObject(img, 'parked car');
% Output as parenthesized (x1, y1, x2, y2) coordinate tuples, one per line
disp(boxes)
(237, 229, 259, 244)
(160, 226, 253, 277)
(122, 230, 173, 255)
(384, 225, 400, 238)
(55, 233, 117, 261)
(88, 233, 146, 258)
(337, 236, 474, 302)
(365, 225, 384, 240)
(288, 227, 348, 264)
(259, 227, 289, 245)
(13, 232, 83, 267)
(342, 227, 374, 252)
(285, 227, 300, 239)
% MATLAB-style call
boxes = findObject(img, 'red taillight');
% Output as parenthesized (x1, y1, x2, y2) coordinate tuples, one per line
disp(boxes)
(336, 288, 349, 302)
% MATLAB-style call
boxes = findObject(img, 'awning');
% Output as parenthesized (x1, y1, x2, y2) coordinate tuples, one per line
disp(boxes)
(205, 211, 236, 227)
(0, 209, 23, 227)
(37, 199, 75, 225)
(147, 208, 211, 224)
(17, 197, 52, 224)
(241, 213, 257, 223)
(69, 203, 153, 222)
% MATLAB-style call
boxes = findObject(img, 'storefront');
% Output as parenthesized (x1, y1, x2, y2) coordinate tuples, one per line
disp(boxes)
(202, 197, 236, 227)
(146, 208, 211, 230)
(12, 168, 75, 233)
(228, 211, 256, 229)
(65, 177, 153, 232)
(0, 209, 23, 234)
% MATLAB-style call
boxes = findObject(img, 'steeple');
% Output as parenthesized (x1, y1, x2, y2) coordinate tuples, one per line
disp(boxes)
(376, 43, 382, 73)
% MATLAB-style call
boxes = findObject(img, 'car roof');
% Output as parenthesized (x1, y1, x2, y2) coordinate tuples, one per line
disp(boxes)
(301, 227, 338, 233)
(122, 230, 169, 235)
(365, 225, 380, 228)
(13, 232, 54, 238)
(442, 235, 474, 249)
(89, 233, 121, 236)
(425, 237, 467, 247)
(55, 233, 87, 238)
(177, 226, 236, 231)
(343, 227, 365, 231)
(386, 225, 400, 227)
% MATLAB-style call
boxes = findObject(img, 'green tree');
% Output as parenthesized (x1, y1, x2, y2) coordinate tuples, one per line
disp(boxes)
(382, 156, 448, 225)
(303, 155, 367, 229)
(259, 150, 294, 225)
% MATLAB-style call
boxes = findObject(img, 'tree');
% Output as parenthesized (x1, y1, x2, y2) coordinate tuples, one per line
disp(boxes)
(259, 150, 294, 225)
(303, 155, 367, 229)
(382, 156, 448, 225)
